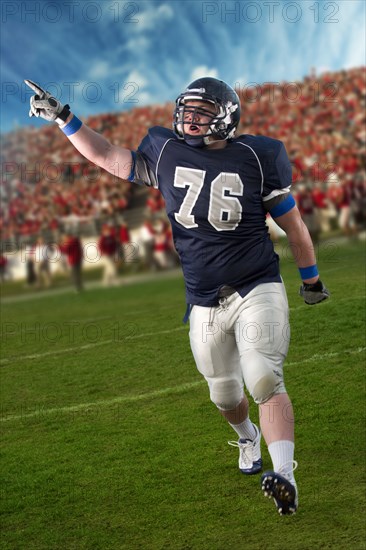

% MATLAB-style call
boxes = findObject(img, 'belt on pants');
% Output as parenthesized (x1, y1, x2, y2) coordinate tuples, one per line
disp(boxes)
(217, 286, 237, 298)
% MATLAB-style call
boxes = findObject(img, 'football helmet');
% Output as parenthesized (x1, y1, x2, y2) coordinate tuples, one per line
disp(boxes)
(173, 77, 241, 147)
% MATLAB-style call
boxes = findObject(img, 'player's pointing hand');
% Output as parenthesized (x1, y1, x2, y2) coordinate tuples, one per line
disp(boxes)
(24, 79, 47, 99)
(24, 79, 71, 125)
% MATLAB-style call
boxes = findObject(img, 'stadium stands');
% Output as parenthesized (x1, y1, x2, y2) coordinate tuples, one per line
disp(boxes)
(1, 68, 365, 250)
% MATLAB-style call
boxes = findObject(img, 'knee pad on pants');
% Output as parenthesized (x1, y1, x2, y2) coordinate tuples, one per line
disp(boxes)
(208, 377, 243, 411)
(241, 349, 285, 404)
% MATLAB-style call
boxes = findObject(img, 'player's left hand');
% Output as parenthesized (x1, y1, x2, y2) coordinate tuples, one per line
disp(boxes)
(299, 279, 330, 305)
(24, 79, 70, 124)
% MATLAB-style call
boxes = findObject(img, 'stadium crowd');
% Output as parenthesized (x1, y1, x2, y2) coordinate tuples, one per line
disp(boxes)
(0, 67, 365, 282)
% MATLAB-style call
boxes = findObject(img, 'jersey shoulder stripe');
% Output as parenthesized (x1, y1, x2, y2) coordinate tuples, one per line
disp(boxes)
(131, 126, 177, 187)
(232, 134, 292, 196)
(234, 140, 264, 193)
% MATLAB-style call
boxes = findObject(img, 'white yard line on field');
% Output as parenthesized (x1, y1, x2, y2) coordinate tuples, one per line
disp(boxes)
(1, 347, 364, 423)
(0, 326, 189, 365)
(0, 379, 206, 424)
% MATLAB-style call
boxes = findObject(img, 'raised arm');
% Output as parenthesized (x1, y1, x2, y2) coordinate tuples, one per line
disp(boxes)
(60, 113, 133, 180)
(25, 79, 133, 180)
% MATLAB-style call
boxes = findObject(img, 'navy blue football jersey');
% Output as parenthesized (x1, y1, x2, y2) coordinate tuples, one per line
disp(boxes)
(131, 127, 294, 306)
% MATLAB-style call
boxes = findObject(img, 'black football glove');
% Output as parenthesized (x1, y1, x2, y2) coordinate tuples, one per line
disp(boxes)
(24, 79, 70, 124)
(299, 279, 330, 305)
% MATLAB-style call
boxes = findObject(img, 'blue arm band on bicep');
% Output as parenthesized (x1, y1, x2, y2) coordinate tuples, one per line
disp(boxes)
(299, 265, 319, 279)
(128, 151, 136, 181)
(61, 116, 82, 136)
(269, 194, 296, 218)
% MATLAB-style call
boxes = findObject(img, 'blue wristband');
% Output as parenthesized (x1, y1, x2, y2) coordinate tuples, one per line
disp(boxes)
(299, 265, 319, 279)
(61, 116, 82, 136)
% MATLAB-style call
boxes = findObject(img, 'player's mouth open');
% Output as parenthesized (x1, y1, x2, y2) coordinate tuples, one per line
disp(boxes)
(189, 124, 200, 133)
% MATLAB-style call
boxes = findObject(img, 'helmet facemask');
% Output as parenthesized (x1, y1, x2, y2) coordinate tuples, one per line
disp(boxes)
(173, 91, 240, 147)
(175, 101, 218, 146)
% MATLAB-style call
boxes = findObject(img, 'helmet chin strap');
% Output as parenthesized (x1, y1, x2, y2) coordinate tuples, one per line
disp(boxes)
(184, 135, 205, 147)
(183, 133, 228, 148)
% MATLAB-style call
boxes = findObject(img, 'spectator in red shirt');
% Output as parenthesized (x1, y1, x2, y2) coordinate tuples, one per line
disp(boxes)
(146, 188, 165, 213)
(311, 183, 329, 233)
(59, 233, 83, 292)
(0, 253, 8, 283)
(338, 178, 353, 235)
(98, 224, 119, 286)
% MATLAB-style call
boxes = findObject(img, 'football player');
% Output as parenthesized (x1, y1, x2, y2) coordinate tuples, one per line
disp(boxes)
(25, 77, 330, 515)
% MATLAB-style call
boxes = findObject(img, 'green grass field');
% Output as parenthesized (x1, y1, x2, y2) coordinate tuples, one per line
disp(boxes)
(1, 240, 365, 550)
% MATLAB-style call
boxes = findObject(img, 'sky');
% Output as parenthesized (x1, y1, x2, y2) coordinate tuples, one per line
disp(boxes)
(1, 0, 365, 133)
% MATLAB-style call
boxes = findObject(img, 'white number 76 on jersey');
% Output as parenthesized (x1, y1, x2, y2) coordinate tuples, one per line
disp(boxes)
(174, 167, 244, 231)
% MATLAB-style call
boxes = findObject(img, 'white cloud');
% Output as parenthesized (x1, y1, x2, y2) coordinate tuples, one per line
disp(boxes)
(137, 4, 174, 31)
(88, 61, 111, 79)
(87, 60, 127, 81)
(113, 11, 159, 57)
(122, 70, 152, 105)
(190, 66, 219, 81)
(125, 70, 148, 89)
(125, 35, 150, 52)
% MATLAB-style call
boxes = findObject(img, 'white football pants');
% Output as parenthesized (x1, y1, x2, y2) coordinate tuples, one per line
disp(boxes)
(189, 282, 290, 408)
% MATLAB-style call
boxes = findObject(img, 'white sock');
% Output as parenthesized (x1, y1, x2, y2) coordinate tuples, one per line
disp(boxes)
(229, 417, 257, 441)
(268, 440, 296, 485)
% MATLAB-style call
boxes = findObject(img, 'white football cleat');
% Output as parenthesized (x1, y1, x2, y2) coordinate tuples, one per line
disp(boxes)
(228, 424, 262, 475)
